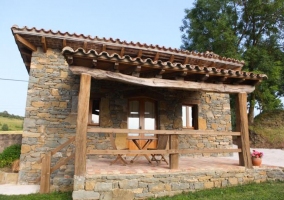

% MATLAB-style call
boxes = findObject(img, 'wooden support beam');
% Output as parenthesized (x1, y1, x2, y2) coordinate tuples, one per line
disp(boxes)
(41, 37, 47, 53)
(169, 134, 179, 169)
(40, 152, 51, 194)
(235, 93, 252, 168)
(69, 66, 256, 93)
(74, 73, 91, 176)
(15, 34, 37, 51)
(120, 47, 125, 57)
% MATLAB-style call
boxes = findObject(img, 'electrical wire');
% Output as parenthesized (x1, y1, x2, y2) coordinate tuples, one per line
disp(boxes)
(0, 78, 28, 82)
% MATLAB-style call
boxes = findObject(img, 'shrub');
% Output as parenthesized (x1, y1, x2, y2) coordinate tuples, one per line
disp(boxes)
(0, 144, 21, 168)
(1, 123, 9, 131)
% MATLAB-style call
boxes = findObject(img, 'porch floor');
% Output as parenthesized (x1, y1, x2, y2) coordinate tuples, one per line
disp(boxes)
(86, 155, 276, 175)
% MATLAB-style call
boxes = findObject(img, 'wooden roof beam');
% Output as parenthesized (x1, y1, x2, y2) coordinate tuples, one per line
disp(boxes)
(169, 54, 175, 63)
(83, 41, 87, 50)
(15, 34, 37, 51)
(41, 37, 47, 53)
(183, 57, 189, 65)
(102, 44, 106, 52)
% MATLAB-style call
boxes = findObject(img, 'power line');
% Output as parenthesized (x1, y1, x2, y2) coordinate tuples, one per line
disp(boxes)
(0, 78, 28, 82)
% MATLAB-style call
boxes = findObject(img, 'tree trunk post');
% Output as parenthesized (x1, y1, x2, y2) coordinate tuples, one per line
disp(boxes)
(74, 73, 91, 176)
(235, 93, 252, 168)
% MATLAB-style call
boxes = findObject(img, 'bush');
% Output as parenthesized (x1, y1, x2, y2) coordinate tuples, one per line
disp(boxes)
(0, 144, 21, 168)
(1, 124, 9, 131)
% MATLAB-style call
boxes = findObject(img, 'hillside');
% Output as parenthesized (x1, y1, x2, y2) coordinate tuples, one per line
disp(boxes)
(0, 112, 24, 131)
(249, 110, 284, 149)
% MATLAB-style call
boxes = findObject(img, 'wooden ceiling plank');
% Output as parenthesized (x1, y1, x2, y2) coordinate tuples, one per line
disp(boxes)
(15, 34, 37, 51)
(41, 37, 47, 53)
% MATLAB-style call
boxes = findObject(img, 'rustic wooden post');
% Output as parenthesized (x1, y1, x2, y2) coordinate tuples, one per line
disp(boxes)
(74, 73, 91, 176)
(235, 93, 252, 168)
(169, 134, 179, 169)
(40, 151, 51, 193)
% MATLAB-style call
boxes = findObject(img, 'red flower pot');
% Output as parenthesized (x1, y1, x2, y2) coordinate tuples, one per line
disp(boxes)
(252, 157, 262, 166)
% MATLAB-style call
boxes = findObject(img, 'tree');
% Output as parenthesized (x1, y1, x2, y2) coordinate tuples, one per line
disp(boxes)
(181, 0, 284, 124)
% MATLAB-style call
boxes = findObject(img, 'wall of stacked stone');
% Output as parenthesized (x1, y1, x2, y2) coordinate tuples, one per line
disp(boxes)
(19, 48, 79, 190)
(0, 134, 22, 153)
(78, 167, 284, 199)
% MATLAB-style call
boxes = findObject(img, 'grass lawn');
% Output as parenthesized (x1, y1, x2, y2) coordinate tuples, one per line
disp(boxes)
(0, 181, 283, 200)
(150, 181, 284, 200)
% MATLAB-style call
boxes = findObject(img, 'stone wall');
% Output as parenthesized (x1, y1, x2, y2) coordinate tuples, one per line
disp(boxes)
(0, 133, 22, 153)
(19, 48, 79, 190)
(73, 167, 284, 200)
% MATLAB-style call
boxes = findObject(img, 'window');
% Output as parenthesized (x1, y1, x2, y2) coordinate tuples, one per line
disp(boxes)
(89, 99, 100, 125)
(182, 105, 198, 129)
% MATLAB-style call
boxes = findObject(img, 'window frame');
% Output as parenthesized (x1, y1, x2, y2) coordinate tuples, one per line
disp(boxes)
(182, 104, 198, 130)
(88, 98, 100, 126)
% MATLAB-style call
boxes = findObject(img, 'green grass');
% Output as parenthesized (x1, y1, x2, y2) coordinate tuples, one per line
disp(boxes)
(149, 181, 284, 200)
(0, 116, 23, 131)
(0, 191, 72, 200)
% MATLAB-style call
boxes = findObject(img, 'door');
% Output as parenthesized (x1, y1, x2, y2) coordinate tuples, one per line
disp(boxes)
(128, 98, 157, 149)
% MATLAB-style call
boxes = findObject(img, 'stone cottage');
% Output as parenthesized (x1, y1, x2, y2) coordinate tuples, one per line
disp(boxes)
(11, 25, 267, 196)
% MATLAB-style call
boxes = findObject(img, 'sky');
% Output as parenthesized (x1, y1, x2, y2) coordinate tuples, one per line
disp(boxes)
(0, 0, 195, 116)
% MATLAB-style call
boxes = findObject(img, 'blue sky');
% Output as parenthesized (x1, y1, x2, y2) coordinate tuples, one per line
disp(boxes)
(0, 0, 194, 116)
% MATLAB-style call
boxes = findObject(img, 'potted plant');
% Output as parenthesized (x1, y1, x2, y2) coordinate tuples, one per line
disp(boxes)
(251, 150, 263, 166)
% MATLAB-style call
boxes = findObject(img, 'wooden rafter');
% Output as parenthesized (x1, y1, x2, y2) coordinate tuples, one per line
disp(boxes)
(62, 39, 67, 47)
(102, 44, 106, 52)
(154, 52, 160, 61)
(155, 69, 165, 78)
(183, 57, 189, 65)
(83, 41, 87, 50)
(169, 54, 175, 63)
(15, 34, 37, 51)
(200, 74, 209, 82)
(120, 47, 125, 57)
(41, 37, 47, 53)
(137, 49, 142, 58)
